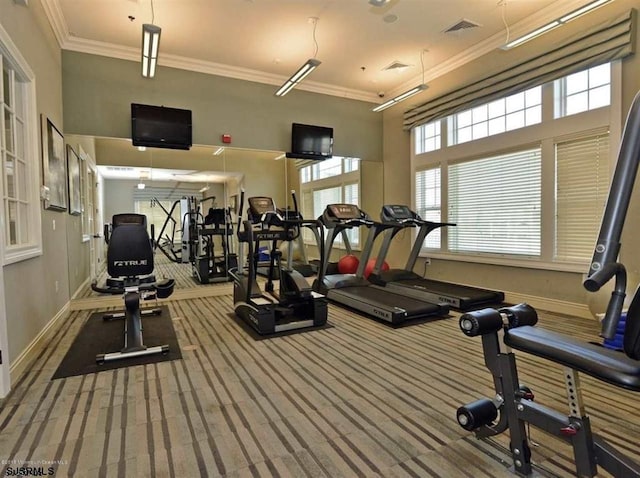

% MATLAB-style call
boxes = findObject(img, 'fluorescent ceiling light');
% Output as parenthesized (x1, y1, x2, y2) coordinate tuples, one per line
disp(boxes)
(213, 147, 225, 156)
(137, 183, 146, 190)
(275, 59, 321, 97)
(372, 84, 428, 112)
(137, 146, 147, 152)
(560, 0, 611, 22)
(141, 24, 161, 78)
(502, 0, 612, 50)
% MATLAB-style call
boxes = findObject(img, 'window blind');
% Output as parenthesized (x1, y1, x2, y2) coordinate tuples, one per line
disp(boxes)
(132, 185, 204, 203)
(448, 149, 541, 255)
(344, 183, 360, 245)
(555, 132, 610, 262)
(404, 9, 636, 130)
(415, 168, 442, 248)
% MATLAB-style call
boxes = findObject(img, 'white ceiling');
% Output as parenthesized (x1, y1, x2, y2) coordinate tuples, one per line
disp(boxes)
(43, 0, 593, 102)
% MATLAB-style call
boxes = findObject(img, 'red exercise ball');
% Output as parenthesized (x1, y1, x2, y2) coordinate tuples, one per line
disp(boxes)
(364, 258, 389, 279)
(338, 254, 360, 274)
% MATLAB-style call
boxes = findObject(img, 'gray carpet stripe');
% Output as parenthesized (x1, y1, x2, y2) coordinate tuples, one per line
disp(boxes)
(0, 309, 87, 432)
(186, 299, 341, 477)
(207, 302, 443, 475)
(172, 300, 272, 468)
(154, 362, 178, 478)
(0, 379, 62, 476)
(259, 331, 444, 457)
(141, 366, 157, 478)
(285, 327, 460, 430)
(98, 370, 118, 477)
(198, 296, 390, 476)
(169, 359, 217, 477)
(66, 373, 98, 477)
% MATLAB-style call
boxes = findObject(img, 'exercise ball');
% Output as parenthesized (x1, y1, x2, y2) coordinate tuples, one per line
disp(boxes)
(338, 255, 360, 274)
(364, 258, 389, 279)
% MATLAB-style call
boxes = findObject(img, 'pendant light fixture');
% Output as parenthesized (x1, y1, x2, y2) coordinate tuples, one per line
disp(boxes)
(275, 17, 322, 97)
(141, 0, 161, 78)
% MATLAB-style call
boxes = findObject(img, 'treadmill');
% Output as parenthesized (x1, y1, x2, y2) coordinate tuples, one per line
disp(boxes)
(368, 204, 505, 311)
(313, 203, 449, 324)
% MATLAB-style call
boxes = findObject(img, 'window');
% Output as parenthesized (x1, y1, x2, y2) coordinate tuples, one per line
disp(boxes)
(415, 121, 441, 154)
(0, 32, 41, 264)
(415, 168, 441, 248)
(448, 86, 542, 145)
(449, 149, 541, 256)
(300, 157, 360, 182)
(300, 157, 361, 248)
(313, 157, 342, 180)
(412, 62, 616, 269)
(555, 132, 610, 262)
(555, 63, 611, 118)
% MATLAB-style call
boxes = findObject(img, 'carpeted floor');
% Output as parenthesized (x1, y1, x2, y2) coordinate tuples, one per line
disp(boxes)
(1, 293, 639, 477)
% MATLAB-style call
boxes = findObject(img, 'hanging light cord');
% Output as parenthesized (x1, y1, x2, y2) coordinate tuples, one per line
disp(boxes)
(501, 1, 510, 45)
(312, 18, 319, 59)
(420, 49, 426, 84)
(151, 0, 156, 24)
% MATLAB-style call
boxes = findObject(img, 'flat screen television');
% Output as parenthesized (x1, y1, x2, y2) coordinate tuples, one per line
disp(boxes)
(131, 103, 192, 150)
(286, 123, 333, 160)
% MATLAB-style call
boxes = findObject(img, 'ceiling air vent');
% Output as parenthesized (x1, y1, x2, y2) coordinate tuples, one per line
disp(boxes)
(443, 18, 482, 33)
(383, 61, 411, 71)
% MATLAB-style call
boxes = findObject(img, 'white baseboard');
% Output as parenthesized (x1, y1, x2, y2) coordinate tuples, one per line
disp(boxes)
(505, 291, 592, 319)
(71, 277, 91, 300)
(10, 301, 70, 384)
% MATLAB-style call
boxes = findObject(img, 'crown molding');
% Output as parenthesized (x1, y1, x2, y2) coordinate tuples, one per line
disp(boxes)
(389, 0, 588, 99)
(61, 35, 379, 103)
(42, 0, 589, 106)
(41, 0, 68, 48)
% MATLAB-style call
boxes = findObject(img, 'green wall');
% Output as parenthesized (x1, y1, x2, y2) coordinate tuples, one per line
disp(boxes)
(62, 51, 383, 161)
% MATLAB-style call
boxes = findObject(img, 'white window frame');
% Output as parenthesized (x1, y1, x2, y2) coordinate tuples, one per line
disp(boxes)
(555, 63, 612, 119)
(447, 86, 542, 146)
(415, 121, 441, 154)
(300, 157, 361, 249)
(412, 61, 621, 273)
(0, 24, 42, 265)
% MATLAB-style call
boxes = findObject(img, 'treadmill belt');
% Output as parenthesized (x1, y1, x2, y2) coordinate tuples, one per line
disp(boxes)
(329, 285, 446, 321)
(394, 278, 504, 309)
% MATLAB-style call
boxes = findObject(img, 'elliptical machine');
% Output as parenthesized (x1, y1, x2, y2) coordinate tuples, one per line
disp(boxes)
(193, 206, 237, 283)
(230, 191, 328, 335)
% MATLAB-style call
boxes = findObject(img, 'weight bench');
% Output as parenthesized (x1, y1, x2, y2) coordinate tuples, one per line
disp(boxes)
(457, 303, 640, 477)
(91, 213, 175, 364)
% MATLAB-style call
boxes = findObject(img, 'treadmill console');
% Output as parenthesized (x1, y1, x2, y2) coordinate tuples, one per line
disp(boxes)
(381, 205, 417, 222)
(326, 203, 364, 221)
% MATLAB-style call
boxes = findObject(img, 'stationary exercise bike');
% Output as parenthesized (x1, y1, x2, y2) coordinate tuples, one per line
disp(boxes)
(91, 213, 175, 364)
(230, 191, 328, 335)
(456, 91, 640, 477)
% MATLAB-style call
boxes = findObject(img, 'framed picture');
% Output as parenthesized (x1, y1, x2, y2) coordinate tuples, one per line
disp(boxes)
(41, 116, 67, 211)
(67, 145, 81, 216)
